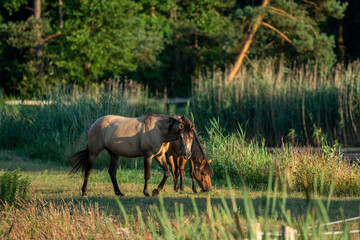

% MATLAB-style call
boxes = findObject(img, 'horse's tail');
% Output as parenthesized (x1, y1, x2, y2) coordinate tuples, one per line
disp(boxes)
(69, 146, 89, 175)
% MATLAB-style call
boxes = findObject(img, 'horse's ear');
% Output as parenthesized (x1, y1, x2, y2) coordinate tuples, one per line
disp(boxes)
(201, 159, 206, 168)
(191, 123, 195, 130)
(179, 122, 184, 130)
(208, 158, 212, 164)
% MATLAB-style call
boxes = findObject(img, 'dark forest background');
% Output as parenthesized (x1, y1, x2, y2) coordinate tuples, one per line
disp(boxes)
(0, 0, 358, 98)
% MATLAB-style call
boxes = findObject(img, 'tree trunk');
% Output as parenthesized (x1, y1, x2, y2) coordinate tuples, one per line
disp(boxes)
(226, 0, 269, 86)
(34, 0, 42, 58)
(338, 20, 345, 62)
(59, 0, 63, 29)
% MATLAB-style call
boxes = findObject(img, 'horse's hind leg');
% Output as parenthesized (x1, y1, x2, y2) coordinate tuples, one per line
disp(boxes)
(82, 153, 97, 197)
(108, 151, 124, 196)
(82, 164, 92, 197)
(152, 154, 170, 197)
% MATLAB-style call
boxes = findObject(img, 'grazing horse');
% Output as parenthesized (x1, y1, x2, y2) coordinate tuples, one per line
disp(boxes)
(69, 114, 195, 197)
(166, 118, 213, 193)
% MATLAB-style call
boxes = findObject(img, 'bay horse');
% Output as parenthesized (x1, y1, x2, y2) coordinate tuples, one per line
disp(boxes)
(69, 114, 195, 197)
(166, 118, 213, 193)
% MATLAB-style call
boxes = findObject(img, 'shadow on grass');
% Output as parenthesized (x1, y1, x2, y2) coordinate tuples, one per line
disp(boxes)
(42, 193, 360, 222)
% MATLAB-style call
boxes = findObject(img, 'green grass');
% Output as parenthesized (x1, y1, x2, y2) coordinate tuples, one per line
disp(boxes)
(0, 149, 359, 219)
(203, 119, 360, 196)
(1, 150, 360, 239)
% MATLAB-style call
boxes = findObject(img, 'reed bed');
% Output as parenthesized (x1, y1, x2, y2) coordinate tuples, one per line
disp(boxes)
(0, 80, 172, 168)
(192, 60, 360, 146)
(204, 119, 360, 196)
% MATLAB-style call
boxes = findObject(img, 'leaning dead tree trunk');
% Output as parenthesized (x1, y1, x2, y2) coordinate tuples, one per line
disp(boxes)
(226, 0, 269, 86)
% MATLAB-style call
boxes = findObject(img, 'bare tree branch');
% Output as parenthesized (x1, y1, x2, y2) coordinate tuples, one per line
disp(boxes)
(267, 6, 297, 21)
(41, 32, 64, 44)
(261, 21, 292, 44)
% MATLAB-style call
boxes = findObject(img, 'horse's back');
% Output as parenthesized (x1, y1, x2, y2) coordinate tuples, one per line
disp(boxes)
(88, 114, 173, 158)
(88, 115, 146, 156)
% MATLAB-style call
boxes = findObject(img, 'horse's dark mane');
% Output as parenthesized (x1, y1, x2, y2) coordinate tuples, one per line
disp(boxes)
(179, 115, 208, 164)
(191, 132, 207, 162)
(191, 131, 213, 176)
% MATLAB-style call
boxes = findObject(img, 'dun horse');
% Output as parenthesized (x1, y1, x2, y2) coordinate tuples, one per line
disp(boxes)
(166, 117, 213, 193)
(69, 114, 195, 197)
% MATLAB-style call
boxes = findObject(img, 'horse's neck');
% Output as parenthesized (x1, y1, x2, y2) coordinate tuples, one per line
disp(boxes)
(192, 135, 206, 162)
(147, 116, 177, 142)
(164, 119, 179, 142)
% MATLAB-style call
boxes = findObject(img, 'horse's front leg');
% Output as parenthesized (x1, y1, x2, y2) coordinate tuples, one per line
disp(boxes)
(190, 160, 197, 193)
(178, 156, 187, 191)
(152, 154, 170, 197)
(143, 156, 153, 197)
(108, 152, 124, 196)
(167, 155, 179, 191)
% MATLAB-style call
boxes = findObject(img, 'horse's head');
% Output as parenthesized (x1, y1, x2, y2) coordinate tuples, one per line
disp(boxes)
(178, 122, 195, 160)
(172, 116, 195, 160)
(192, 159, 213, 192)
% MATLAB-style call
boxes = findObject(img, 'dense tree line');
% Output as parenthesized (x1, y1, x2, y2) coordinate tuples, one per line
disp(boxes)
(0, 0, 357, 97)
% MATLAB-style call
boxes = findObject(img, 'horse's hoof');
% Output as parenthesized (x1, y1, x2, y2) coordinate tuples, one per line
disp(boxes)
(152, 189, 159, 197)
(117, 193, 125, 197)
(174, 185, 179, 192)
(143, 191, 150, 197)
(192, 189, 197, 193)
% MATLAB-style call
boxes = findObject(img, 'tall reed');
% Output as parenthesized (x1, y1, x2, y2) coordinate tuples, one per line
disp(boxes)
(192, 60, 360, 146)
(0, 80, 171, 168)
(204, 119, 360, 195)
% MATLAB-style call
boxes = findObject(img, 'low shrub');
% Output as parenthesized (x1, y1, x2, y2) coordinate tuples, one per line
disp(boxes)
(0, 169, 31, 206)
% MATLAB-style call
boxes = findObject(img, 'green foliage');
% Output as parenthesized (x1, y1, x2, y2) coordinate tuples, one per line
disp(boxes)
(0, 169, 30, 206)
(0, 0, 351, 97)
(231, 0, 348, 66)
(1, 0, 27, 17)
(62, 0, 165, 82)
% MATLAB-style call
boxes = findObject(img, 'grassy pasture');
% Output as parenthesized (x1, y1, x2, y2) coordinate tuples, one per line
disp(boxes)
(2, 150, 360, 239)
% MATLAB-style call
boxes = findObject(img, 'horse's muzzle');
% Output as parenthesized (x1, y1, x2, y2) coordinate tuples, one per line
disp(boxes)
(201, 187, 212, 192)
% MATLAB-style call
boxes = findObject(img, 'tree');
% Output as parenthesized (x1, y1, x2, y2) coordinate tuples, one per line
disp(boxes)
(227, 0, 348, 81)
(60, 0, 166, 84)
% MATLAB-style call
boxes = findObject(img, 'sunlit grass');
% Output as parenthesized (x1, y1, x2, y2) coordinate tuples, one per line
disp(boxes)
(1, 151, 360, 239)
